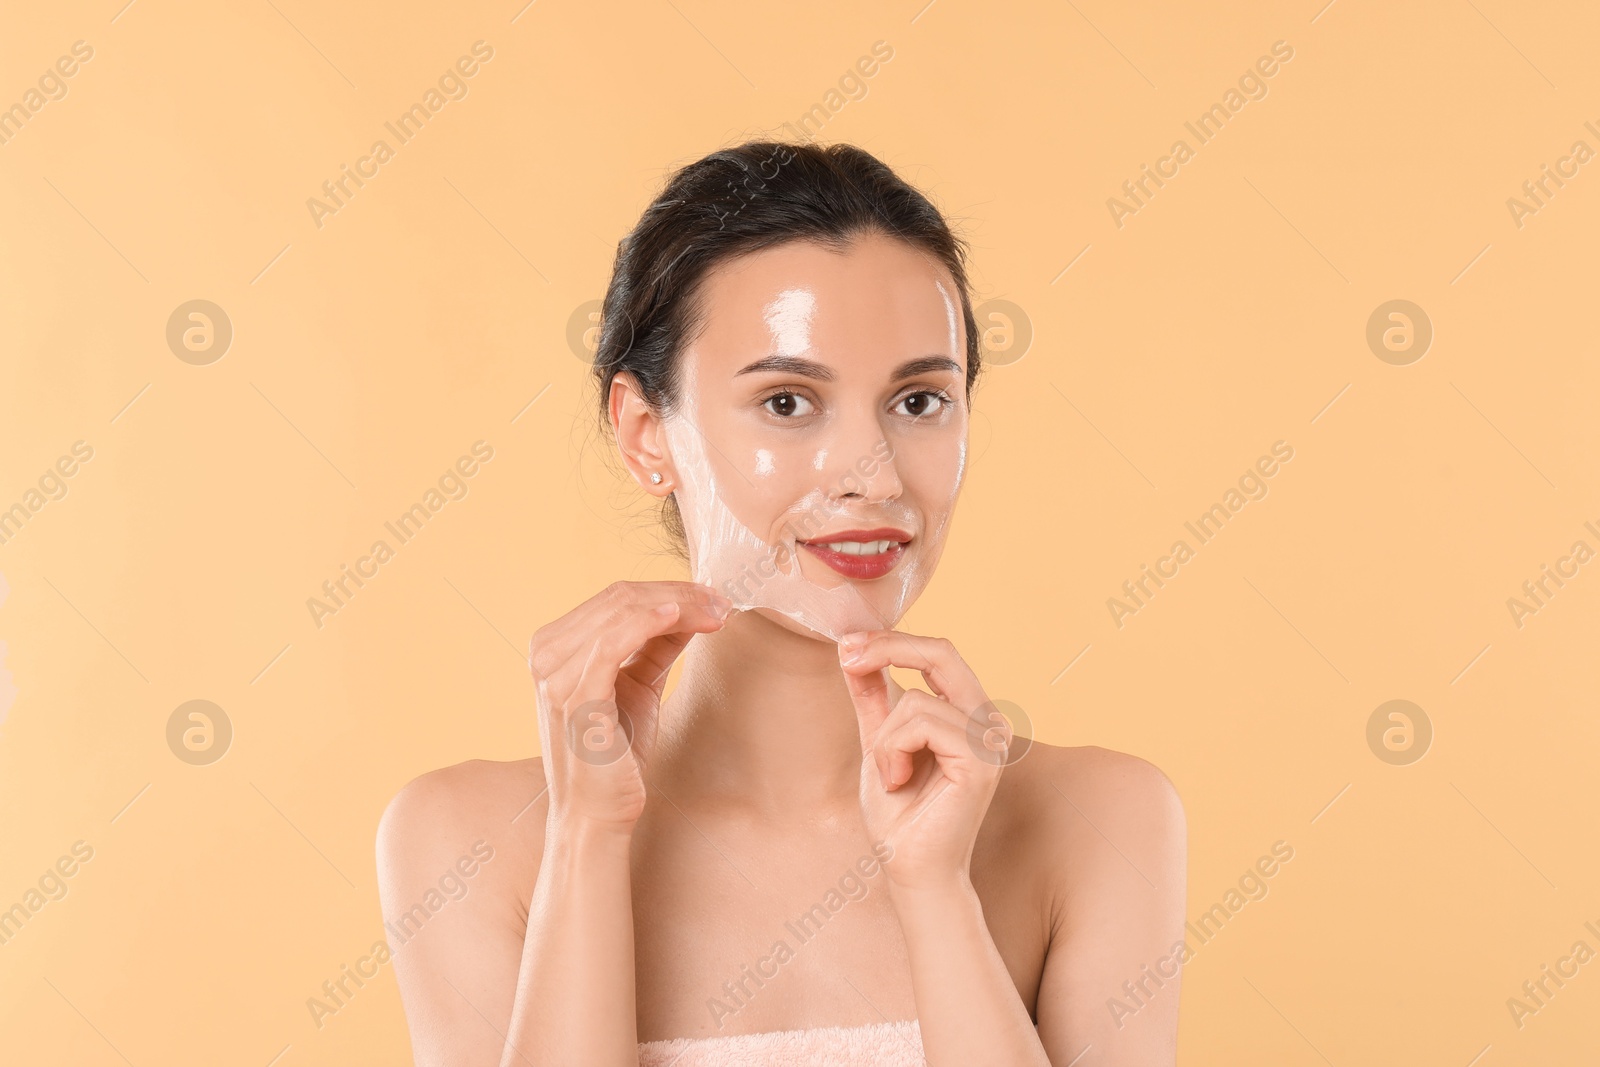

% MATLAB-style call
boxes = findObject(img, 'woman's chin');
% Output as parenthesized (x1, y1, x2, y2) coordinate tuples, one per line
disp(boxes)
(747, 606, 840, 643)
(744, 601, 909, 644)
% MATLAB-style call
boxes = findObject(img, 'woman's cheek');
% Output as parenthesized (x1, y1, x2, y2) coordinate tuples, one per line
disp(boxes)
(716, 450, 816, 535)
(902, 433, 966, 497)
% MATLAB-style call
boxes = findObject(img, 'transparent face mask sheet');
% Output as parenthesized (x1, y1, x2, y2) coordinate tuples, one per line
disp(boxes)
(660, 330, 966, 644)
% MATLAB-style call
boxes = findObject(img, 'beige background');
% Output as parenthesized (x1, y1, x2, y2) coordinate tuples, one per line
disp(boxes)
(3, 0, 1598, 1063)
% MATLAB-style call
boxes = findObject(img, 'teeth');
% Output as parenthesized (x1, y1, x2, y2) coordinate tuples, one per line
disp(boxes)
(823, 539, 896, 555)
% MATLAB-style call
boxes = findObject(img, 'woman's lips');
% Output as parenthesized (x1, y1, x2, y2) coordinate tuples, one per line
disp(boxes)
(797, 528, 911, 580)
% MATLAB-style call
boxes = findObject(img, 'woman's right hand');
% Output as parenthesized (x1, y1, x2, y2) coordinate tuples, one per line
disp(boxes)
(529, 580, 732, 836)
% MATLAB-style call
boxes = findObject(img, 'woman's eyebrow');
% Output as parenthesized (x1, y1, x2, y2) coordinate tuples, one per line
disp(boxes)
(733, 354, 961, 382)
(734, 355, 835, 380)
(890, 355, 962, 382)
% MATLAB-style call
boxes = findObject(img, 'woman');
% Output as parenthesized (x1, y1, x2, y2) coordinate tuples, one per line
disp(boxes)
(377, 140, 1187, 1066)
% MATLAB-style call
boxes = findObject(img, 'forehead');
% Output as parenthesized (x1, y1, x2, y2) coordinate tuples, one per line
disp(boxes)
(687, 233, 965, 372)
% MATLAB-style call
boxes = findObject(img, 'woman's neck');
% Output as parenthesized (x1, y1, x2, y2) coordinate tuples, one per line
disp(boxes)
(649, 608, 888, 817)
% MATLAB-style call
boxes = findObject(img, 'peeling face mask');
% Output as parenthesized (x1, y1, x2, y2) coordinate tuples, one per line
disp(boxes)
(642, 235, 971, 641)
(660, 341, 966, 644)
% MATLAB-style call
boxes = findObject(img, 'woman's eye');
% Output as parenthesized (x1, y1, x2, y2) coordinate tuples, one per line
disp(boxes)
(895, 391, 949, 418)
(763, 392, 815, 418)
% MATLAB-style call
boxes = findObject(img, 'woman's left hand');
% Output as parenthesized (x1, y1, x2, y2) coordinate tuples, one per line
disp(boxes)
(838, 629, 1011, 895)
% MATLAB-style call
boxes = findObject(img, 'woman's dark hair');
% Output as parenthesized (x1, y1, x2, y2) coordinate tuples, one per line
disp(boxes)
(593, 139, 982, 551)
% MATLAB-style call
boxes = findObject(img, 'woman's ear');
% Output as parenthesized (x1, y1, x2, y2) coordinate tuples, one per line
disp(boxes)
(609, 372, 678, 497)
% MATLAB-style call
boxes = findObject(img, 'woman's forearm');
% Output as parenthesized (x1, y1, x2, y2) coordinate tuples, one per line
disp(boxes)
(499, 819, 639, 1066)
(894, 879, 1054, 1067)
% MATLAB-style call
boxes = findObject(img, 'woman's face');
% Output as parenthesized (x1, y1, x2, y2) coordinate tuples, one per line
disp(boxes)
(658, 232, 970, 642)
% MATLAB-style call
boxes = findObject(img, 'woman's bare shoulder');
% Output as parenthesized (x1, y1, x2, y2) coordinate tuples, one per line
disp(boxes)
(983, 742, 1186, 884)
(992, 741, 1183, 815)
(376, 757, 550, 901)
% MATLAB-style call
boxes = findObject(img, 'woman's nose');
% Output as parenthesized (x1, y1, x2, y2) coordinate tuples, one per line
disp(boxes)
(824, 411, 902, 502)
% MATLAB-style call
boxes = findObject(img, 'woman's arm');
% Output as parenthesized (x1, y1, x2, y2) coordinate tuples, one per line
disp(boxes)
(376, 763, 542, 1066)
(838, 632, 1187, 1066)
(892, 875, 1055, 1066)
(378, 582, 732, 1066)
(888, 750, 1186, 1067)
(498, 815, 638, 1065)
(838, 630, 1052, 1066)
(1033, 749, 1188, 1066)
(376, 764, 642, 1067)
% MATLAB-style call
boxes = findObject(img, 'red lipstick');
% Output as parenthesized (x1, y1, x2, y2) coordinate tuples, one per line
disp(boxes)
(797, 528, 912, 580)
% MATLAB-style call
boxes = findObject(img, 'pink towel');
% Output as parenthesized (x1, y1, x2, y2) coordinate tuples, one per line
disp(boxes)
(638, 1019, 925, 1066)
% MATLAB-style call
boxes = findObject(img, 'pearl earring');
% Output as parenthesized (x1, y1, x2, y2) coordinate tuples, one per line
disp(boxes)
(649, 472, 663, 485)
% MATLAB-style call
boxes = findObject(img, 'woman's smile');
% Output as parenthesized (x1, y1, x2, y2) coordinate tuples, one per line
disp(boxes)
(798, 528, 913, 580)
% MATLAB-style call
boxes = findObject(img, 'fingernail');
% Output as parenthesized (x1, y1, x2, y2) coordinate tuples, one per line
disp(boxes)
(840, 632, 867, 650)
(839, 646, 863, 666)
